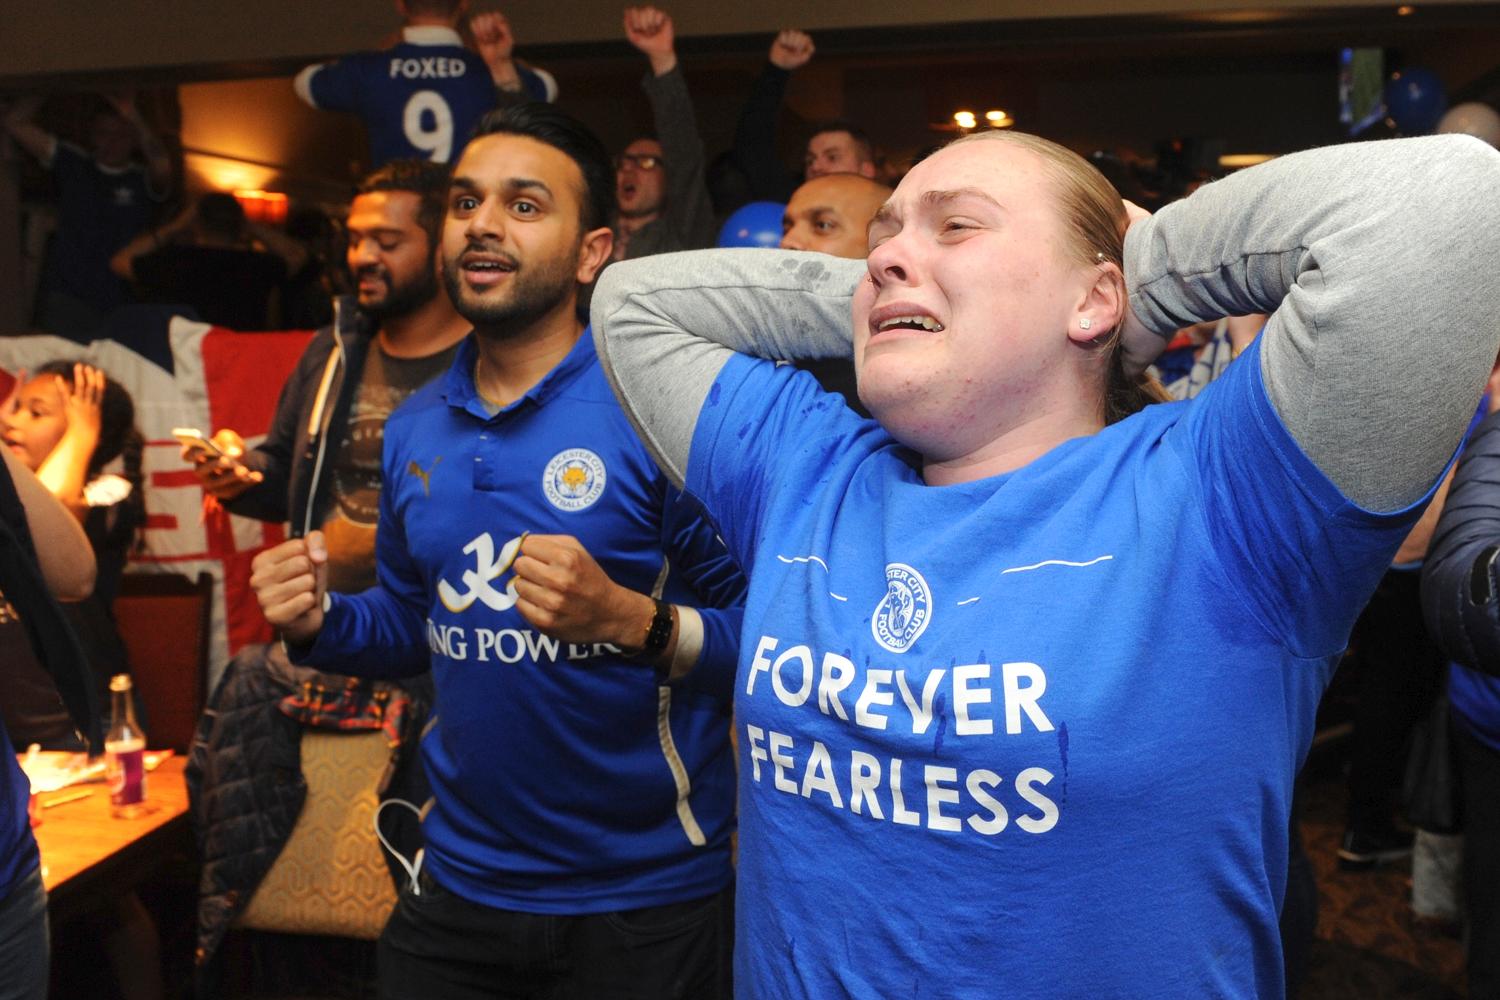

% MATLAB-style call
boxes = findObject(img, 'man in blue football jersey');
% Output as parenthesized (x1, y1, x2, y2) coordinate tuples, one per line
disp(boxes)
(249, 104, 743, 999)
(295, 0, 496, 166)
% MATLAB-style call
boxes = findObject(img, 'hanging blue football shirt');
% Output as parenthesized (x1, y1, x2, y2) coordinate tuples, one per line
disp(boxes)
(42, 142, 162, 313)
(683, 338, 1431, 999)
(297, 26, 496, 165)
(302, 331, 745, 913)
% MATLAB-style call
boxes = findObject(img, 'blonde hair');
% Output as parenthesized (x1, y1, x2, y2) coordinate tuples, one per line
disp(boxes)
(947, 130, 1170, 423)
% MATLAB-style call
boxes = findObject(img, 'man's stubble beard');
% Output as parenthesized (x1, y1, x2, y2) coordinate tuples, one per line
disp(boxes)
(357, 250, 440, 324)
(442, 240, 579, 341)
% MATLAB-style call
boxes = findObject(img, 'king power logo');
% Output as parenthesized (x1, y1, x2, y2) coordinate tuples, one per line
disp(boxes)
(437, 532, 526, 613)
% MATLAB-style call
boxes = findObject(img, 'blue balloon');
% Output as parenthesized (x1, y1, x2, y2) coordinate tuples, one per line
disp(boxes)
(717, 201, 785, 249)
(1385, 68, 1448, 135)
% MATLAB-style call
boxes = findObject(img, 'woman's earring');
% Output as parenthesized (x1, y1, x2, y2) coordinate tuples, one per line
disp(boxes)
(1079, 317, 1093, 330)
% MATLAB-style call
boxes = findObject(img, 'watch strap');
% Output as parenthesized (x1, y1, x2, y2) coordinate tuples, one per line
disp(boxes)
(642, 599, 675, 656)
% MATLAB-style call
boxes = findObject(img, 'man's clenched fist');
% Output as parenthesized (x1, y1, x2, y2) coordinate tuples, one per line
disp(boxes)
(512, 534, 655, 647)
(250, 530, 329, 646)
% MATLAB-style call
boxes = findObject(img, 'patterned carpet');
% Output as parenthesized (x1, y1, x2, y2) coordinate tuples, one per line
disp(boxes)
(1300, 769, 1468, 999)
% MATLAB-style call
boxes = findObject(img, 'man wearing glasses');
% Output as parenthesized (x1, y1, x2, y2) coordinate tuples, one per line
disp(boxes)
(611, 6, 715, 261)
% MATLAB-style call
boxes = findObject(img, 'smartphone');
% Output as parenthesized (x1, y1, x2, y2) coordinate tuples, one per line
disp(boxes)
(172, 427, 225, 459)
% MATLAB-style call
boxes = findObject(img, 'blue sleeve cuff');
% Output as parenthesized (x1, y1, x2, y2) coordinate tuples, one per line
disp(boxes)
(295, 589, 431, 678)
(676, 606, 742, 699)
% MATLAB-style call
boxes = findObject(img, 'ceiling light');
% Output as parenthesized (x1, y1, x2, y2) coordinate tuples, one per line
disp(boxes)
(1218, 153, 1277, 168)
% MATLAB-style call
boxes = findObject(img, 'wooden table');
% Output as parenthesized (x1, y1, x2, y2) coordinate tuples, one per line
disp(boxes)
(32, 757, 191, 923)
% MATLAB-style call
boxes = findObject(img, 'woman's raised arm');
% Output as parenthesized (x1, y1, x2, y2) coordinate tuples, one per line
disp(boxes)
(1123, 133, 1500, 511)
(592, 249, 863, 487)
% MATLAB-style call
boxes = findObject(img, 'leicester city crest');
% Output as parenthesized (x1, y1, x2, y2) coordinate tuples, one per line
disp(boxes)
(542, 448, 607, 512)
(871, 562, 932, 653)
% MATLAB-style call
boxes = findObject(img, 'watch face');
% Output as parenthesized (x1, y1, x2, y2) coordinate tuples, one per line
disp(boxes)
(644, 601, 674, 654)
(1470, 545, 1500, 606)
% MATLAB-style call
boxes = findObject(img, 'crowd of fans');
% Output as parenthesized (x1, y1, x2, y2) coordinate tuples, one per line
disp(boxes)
(2, 2, 1500, 999)
(0, 0, 1222, 344)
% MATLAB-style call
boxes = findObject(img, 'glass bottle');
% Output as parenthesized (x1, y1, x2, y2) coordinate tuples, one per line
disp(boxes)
(105, 673, 148, 818)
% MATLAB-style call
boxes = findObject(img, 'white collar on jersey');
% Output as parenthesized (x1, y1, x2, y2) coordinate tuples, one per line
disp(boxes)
(402, 25, 464, 47)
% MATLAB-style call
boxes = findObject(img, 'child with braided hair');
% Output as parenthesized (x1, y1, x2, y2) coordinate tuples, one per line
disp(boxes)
(2, 361, 144, 746)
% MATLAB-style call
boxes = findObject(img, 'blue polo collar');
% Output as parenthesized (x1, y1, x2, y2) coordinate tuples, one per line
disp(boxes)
(441, 328, 597, 421)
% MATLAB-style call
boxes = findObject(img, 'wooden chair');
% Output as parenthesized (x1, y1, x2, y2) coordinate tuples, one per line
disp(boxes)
(113, 571, 214, 753)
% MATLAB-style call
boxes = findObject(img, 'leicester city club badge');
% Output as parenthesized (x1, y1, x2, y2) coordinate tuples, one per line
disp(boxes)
(871, 562, 932, 653)
(543, 448, 607, 512)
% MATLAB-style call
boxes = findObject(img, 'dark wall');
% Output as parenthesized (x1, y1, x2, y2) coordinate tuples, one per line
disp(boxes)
(5, 0, 1486, 81)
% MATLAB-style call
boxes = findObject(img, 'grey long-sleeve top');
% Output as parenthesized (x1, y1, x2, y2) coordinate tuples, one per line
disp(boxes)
(592, 135, 1500, 514)
(615, 67, 717, 260)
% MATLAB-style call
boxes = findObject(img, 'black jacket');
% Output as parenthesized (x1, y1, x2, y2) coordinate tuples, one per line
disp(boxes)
(186, 645, 431, 988)
(1423, 408, 1500, 676)
(614, 67, 717, 261)
(229, 296, 371, 536)
(732, 62, 799, 203)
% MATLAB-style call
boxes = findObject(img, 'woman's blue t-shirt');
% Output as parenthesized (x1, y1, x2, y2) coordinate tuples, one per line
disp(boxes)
(685, 339, 1427, 999)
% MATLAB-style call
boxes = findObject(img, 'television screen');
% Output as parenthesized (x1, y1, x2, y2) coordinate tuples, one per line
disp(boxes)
(1340, 47, 1386, 135)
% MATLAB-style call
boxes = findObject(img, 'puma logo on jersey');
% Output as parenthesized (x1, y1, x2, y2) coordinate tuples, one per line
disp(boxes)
(409, 456, 442, 496)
